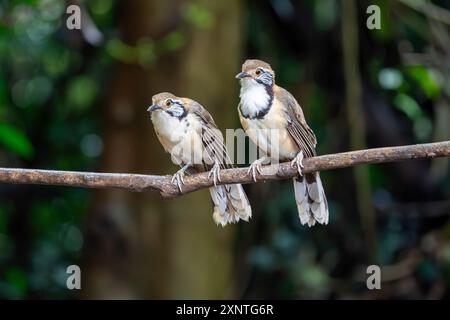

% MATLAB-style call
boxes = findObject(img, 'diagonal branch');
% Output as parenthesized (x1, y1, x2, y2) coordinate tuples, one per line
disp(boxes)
(0, 141, 449, 199)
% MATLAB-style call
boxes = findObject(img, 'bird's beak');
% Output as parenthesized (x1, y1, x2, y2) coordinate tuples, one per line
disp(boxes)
(147, 104, 161, 113)
(235, 71, 250, 79)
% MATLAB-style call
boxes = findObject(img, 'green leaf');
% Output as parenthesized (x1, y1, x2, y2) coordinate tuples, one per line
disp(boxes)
(0, 123, 34, 158)
(393, 93, 422, 120)
(407, 66, 441, 99)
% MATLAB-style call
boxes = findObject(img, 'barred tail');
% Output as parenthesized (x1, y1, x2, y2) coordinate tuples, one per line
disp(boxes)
(209, 184, 252, 227)
(293, 172, 329, 227)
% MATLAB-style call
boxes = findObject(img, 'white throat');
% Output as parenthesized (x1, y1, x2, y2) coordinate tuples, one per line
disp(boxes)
(151, 110, 184, 141)
(239, 80, 271, 118)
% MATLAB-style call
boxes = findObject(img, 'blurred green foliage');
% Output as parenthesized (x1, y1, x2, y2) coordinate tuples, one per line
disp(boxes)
(0, 0, 116, 298)
(0, 0, 449, 299)
(241, 0, 450, 299)
(183, 2, 215, 29)
(0, 0, 217, 299)
(0, 123, 34, 158)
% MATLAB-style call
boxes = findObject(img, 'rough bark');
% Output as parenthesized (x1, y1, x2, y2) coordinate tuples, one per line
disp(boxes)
(1, 141, 449, 197)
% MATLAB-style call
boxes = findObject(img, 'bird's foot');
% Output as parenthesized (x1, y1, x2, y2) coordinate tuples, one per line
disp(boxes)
(247, 157, 267, 182)
(208, 162, 222, 186)
(171, 164, 190, 192)
(291, 151, 304, 176)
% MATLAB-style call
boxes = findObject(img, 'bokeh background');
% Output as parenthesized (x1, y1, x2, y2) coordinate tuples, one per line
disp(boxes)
(1, 0, 450, 299)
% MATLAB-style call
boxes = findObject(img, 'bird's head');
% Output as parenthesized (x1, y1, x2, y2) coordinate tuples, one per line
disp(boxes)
(147, 92, 187, 119)
(236, 59, 275, 87)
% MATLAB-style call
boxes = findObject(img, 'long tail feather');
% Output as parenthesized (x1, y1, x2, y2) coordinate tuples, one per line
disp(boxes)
(293, 172, 329, 227)
(210, 184, 252, 227)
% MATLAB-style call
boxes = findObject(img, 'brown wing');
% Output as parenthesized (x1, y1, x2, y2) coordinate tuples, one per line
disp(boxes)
(190, 101, 233, 170)
(191, 101, 252, 224)
(277, 87, 317, 158)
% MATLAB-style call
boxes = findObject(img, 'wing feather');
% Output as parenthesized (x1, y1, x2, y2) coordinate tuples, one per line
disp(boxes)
(190, 101, 234, 169)
(277, 87, 317, 158)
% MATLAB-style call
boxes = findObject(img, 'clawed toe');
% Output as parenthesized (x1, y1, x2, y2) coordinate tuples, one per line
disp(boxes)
(247, 163, 261, 182)
(291, 151, 304, 176)
(171, 173, 185, 184)
(172, 164, 190, 192)
(208, 163, 222, 186)
(172, 172, 185, 192)
(248, 158, 265, 182)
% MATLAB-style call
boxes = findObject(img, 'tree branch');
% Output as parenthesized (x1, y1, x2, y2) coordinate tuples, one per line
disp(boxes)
(1, 141, 449, 199)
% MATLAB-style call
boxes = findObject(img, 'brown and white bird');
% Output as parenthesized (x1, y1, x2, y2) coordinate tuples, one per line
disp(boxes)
(236, 59, 328, 227)
(147, 92, 252, 226)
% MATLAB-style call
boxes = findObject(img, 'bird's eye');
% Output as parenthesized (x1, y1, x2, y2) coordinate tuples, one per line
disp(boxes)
(165, 100, 171, 107)
(255, 70, 261, 76)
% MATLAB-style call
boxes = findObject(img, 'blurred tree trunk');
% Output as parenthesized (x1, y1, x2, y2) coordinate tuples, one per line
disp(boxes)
(82, 0, 243, 299)
(341, 0, 377, 261)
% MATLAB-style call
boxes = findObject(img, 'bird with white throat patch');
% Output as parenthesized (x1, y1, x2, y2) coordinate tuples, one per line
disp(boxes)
(148, 92, 252, 226)
(236, 59, 329, 227)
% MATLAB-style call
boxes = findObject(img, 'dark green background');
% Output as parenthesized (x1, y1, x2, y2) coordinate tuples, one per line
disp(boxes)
(0, 0, 449, 299)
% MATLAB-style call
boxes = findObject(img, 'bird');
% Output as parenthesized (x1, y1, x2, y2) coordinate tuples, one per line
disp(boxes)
(236, 59, 328, 227)
(147, 92, 252, 226)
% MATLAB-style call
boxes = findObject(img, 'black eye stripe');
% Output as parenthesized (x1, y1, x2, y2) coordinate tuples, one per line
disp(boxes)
(256, 71, 273, 86)
(165, 103, 187, 119)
